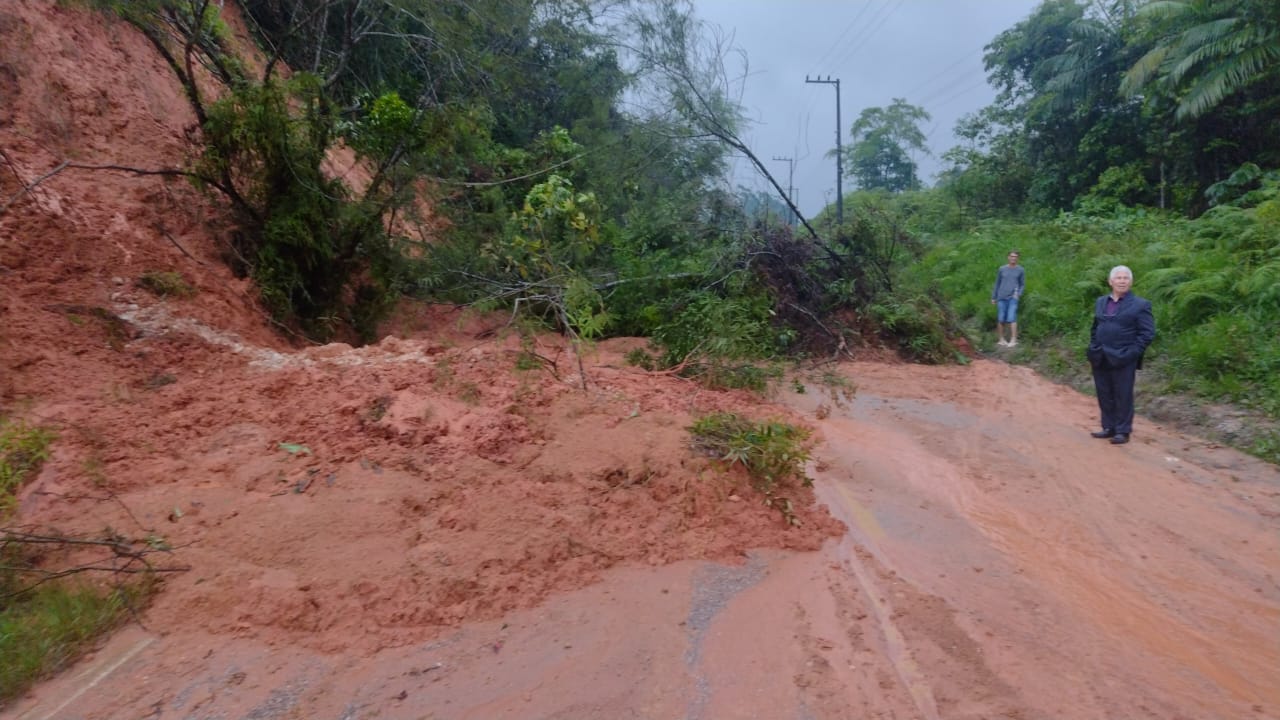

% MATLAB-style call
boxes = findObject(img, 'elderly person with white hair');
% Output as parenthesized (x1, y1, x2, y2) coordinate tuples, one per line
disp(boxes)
(1086, 265, 1156, 445)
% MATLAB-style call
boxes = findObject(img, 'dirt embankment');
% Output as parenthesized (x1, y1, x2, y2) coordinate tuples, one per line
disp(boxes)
(2, 1, 844, 709)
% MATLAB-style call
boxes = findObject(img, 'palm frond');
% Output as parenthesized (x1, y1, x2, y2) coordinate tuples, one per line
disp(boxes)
(1135, 0, 1194, 22)
(1174, 51, 1273, 120)
(1121, 46, 1170, 95)
(1177, 17, 1238, 49)
(1176, 64, 1232, 119)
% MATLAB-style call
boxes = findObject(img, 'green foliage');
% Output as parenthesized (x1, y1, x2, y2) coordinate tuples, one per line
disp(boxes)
(867, 294, 954, 364)
(1076, 162, 1153, 214)
(963, 0, 1280, 217)
(351, 91, 416, 158)
(1251, 431, 1280, 465)
(1122, 0, 1280, 122)
(487, 172, 601, 277)
(562, 277, 610, 340)
(1206, 162, 1266, 207)
(694, 362, 784, 394)
(625, 347, 657, 371)
(1, 418, 55, 521)
(195, 76, 409, 341)
(688, 412, 813, 518)
(651, 291, 778, 368)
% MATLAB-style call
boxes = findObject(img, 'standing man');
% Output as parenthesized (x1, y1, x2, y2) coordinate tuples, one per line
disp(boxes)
(990, 250, 1025, 347)
(1087, 265, 1156, 445)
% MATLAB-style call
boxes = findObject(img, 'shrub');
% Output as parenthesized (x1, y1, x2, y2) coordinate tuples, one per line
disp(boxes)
(688, 412, 812, 495)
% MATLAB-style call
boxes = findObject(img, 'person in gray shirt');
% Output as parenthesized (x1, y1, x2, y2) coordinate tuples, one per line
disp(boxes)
(990, 250, 1025, 347)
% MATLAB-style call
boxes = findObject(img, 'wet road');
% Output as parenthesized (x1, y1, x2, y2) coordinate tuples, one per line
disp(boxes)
(8, 359, 1278, 720)
(791, 360, 1280, 720)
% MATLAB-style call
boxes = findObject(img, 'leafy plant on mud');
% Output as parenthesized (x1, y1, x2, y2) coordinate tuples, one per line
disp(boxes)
(688, 412, 813, 526)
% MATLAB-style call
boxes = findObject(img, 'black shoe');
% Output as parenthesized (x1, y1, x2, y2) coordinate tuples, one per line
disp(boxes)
(1110, 433, 1130, 445)
(1091, 429, 1115, 439)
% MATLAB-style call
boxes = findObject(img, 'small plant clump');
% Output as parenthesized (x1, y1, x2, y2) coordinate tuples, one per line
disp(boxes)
(689, 412, 813, 525)
(137, 270, 197, 299)
(0, 417, 55, 520)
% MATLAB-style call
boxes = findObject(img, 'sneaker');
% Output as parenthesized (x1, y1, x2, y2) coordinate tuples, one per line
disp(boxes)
(1008, 340, 1018, 347)
(997, 339, 1009, 346)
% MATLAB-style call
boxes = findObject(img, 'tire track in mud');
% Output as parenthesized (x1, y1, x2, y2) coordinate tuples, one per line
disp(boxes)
(798, 381, 1032, 718)
(818, 482, 941, 720)
(788, 360, 1280, 720)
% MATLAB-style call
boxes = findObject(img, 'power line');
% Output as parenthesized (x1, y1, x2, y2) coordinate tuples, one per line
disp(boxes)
(814, 2, 875, 69)
(830, 0, 895, 67)
(796, 0, 891, 124)
(922, 77, 992, 116)
(904, 45, 985, 100)
(827, 0, 904, 71)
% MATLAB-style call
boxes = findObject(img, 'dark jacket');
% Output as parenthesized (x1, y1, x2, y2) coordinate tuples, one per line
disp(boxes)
(1088, 293, 1156, 369)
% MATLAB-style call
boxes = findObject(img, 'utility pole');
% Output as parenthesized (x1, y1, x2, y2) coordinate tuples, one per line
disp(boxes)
(805, 75, 843, 227)
(772, 155, 794, 226)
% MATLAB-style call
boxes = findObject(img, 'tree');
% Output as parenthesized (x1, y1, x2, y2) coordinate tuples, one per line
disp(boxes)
(1121, 0, 1280, 121)
(842, 99, 930, 192)
(939, 105, 1033, 215)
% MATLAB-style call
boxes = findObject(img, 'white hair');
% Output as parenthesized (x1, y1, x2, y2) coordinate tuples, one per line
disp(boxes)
(1109, 265, 1133, 282)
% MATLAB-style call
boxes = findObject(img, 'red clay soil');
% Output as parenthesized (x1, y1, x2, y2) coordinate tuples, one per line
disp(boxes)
(4, 3, 1280, 719)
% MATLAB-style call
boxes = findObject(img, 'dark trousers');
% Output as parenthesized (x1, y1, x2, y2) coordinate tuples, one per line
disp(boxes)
(1092, 362, 1138, 434)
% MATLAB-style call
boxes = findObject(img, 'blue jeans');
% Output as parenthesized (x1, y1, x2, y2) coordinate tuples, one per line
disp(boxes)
(996, 297, 1019, 323)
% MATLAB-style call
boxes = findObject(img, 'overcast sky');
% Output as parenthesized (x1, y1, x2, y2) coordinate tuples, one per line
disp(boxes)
(690, 0, 1041, 217)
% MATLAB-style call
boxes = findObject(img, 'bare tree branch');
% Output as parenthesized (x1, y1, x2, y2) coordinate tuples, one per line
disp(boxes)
(0, 160, 68, 216)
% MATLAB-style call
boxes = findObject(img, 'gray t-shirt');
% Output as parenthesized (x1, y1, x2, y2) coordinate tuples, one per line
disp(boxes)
(992, 265, 1025, 301)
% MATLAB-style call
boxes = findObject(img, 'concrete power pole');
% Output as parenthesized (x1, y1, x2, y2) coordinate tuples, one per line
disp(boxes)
(805, 75, 843, 227)
(772, 155, 794, 226)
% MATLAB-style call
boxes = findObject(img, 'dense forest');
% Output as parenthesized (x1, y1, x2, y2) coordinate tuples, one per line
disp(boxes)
(80, 0, 1278, 458)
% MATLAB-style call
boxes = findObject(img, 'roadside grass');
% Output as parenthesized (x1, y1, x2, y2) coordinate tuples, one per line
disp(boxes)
(0, 416, 142, 705)
(0, 579, 145, 703)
